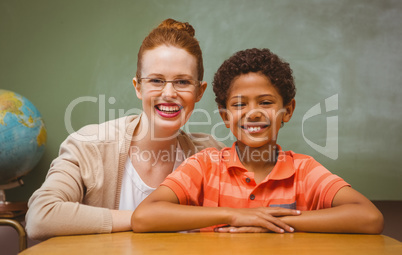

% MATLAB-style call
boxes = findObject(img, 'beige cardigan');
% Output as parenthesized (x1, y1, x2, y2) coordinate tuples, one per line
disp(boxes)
(26, 115, 224, 240)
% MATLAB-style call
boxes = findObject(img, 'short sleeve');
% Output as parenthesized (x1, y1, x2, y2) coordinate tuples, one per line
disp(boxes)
(161, 153, 206, 206)
(301, 158, 350, 210)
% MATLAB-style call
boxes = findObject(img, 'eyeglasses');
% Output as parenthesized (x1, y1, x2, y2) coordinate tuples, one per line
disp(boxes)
(138, 78, 200, 92)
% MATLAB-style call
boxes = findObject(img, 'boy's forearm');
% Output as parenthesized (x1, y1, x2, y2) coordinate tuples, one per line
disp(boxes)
(132, 186, 298, 233)
(132, 201, 232, 232)
(281, 204, 384, 234)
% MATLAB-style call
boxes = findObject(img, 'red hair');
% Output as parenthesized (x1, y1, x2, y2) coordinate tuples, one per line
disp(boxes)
(136, 18, 204, 81)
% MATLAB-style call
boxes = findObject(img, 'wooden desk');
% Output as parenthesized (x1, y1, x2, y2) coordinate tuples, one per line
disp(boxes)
(20, 232, 402, 255)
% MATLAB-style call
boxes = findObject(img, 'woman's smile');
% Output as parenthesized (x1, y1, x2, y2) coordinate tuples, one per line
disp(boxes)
(155, 103, 183, 118)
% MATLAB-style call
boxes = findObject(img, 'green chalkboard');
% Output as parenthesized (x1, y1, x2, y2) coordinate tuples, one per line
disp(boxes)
(1, 0, 401, 201)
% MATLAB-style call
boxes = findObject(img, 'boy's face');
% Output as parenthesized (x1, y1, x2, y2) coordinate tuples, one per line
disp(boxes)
(219, 72, 295, 148)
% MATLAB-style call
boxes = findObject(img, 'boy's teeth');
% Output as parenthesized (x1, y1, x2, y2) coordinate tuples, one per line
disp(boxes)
(247, 126, 261, 132)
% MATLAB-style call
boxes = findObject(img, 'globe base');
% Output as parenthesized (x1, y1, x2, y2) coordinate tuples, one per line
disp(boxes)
(0, 179, 28, 218)
(0, 199, 28, 218)
(0, 188, 28, 252)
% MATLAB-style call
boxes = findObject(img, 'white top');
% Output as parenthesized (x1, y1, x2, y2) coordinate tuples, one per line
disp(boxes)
(119, 143, 185, 210)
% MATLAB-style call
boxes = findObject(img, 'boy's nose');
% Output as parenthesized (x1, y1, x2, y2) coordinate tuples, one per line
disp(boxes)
(162, 82, 177, 99)
(246, 109, 263, 120)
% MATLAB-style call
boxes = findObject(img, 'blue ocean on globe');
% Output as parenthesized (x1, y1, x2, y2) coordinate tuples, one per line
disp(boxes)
(0, 89, 47, 184)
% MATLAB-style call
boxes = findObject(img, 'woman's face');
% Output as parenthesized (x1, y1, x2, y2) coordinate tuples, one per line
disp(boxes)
(134, 45, 206, 137)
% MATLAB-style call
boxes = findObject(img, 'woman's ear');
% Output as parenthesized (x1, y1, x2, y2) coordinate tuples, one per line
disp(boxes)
(133, 77, 142, 100)
(218, 106, 231, 128)
(283, 99, 296, 123)
(195, 81, 207, 102)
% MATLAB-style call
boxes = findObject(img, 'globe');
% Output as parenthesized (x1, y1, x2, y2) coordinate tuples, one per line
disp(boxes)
(0, 89, 47, 185)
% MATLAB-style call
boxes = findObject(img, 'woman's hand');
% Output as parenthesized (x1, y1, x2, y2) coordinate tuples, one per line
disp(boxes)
(111, 210, 134, 232)
(225, 207, 301, 233)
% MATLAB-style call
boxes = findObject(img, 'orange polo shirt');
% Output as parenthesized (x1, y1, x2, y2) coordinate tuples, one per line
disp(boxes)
(162, 143, 350, 211)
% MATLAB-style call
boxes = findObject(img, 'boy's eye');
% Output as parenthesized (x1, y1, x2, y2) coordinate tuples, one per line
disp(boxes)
(261, 101, 272, 105)
(232, 103, 245, 107)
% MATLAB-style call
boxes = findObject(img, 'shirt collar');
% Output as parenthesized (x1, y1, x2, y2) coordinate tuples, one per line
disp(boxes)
(269, 145, 295, 180)
(221, 143, 245, 170)
(223, 142, 295, 180)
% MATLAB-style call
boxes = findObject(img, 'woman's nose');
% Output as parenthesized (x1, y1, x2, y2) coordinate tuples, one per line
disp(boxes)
(162, 82, 177, 99)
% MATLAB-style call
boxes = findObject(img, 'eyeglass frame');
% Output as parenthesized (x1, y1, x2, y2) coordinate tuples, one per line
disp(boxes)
(138, 77, 201, 92)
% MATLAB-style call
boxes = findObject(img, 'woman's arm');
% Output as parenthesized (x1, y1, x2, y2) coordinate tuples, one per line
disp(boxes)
(26, 135, 118, 240)
(216, 187, 384, 234)
(131, 186, 300, 233)
(26, 184, 113, 240)
(111, 210, 133, 232)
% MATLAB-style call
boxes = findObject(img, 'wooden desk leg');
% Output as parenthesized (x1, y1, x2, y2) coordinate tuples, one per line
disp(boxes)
(0, 218, 27, 252)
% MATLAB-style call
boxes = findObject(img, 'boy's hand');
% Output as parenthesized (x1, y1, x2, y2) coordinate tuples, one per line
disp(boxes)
(215, 226, 269, 233)
(226, 207, 301, 233)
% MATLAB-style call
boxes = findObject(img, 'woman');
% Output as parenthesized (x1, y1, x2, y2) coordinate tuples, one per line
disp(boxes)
(25, 18, 224, 240)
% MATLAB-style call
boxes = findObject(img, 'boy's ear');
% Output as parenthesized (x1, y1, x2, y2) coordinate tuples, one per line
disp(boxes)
(282, 99, 296, 123)
(133, 77, 142, 100)
(195, 81, 207, 102)
(218, 106, 231, 128)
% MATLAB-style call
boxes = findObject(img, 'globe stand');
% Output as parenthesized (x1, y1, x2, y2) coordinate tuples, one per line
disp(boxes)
(0, 178, 28, 251)
(0, 178, 27, 217)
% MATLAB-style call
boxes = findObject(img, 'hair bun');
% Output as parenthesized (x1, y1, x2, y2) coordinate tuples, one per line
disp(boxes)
(158, 18, 195, 37)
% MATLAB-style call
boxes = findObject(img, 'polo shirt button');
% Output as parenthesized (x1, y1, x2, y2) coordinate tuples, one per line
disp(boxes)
(245, 177, 251, 183)
(250, 194, 255, 200)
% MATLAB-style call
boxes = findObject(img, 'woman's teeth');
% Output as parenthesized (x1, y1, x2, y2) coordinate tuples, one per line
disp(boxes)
(157, 105, 180, 112)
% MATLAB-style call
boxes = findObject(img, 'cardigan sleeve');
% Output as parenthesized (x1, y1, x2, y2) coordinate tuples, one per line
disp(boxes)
(25, 134, 113, 240)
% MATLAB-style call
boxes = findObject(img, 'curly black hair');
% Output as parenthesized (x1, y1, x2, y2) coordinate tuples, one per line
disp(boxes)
(212, 48, 296, 108)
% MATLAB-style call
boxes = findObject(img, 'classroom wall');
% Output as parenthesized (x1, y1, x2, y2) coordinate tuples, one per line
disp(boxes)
(1, 0, 401, 206)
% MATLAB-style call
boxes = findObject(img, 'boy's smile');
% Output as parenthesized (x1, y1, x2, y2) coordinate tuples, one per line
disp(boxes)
(220, 72, 294, 149)
(241, 122, 270, 134)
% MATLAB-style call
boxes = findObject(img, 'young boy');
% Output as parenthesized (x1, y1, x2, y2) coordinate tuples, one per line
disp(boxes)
(132, 48, 383, 234)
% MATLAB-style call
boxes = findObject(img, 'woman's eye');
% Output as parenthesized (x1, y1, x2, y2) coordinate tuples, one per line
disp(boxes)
(174, 79, 192, 86)
(150, 79, 164, 84)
